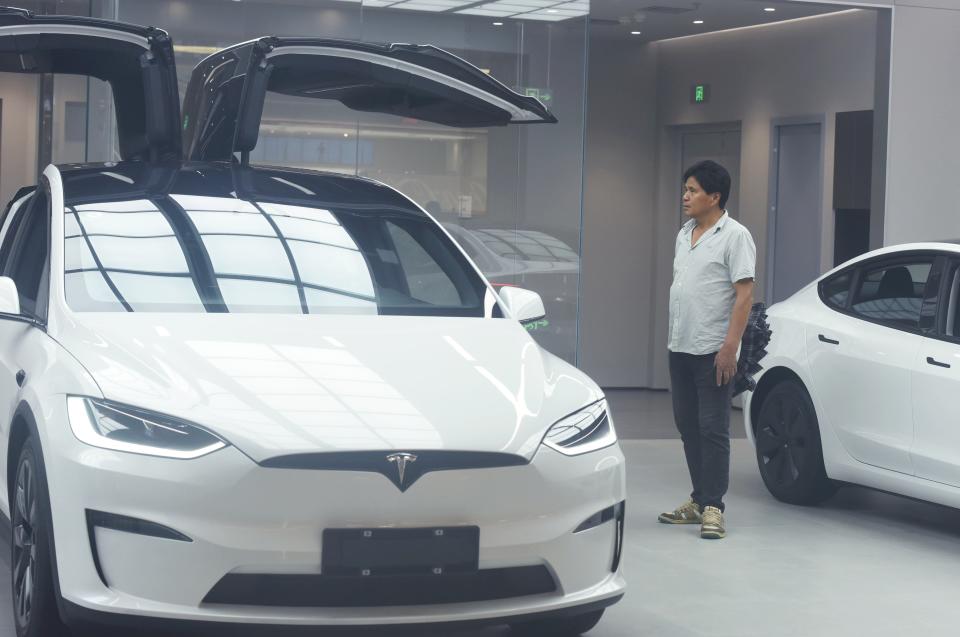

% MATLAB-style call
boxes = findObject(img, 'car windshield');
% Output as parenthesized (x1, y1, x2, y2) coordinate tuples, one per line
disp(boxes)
(63, 196, 489, 316)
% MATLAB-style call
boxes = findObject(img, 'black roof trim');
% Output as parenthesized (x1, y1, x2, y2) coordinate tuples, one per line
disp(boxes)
(57, 162, 425, 215)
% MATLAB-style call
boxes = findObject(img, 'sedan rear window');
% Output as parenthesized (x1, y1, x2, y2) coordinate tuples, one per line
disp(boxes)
(63, 197, 488, 316)
(819, 271, 852, 310)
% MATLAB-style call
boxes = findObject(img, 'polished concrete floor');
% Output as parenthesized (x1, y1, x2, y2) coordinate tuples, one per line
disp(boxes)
(2, 391, 960, 636)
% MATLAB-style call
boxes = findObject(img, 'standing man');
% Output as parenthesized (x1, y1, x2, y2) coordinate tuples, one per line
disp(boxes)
(658, 160, 755, 540)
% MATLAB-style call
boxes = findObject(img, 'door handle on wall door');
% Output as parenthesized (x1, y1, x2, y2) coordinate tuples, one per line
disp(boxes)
(927, 357, 951, 369)
(818, 334, 840, 345)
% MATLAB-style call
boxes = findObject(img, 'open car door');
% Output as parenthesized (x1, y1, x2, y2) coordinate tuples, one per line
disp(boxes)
(0, 7, 181, 161)
(182, 37, 557, 163)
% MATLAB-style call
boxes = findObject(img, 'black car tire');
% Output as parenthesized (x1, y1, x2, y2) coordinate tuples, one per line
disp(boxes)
(754, 379, 837, 505)
(11, 436, 70, 637)
(510, 609, 604, 636)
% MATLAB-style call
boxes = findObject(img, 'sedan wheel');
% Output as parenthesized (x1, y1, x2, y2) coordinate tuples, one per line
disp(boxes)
(11, 437, 69, 637)
(755, 380, 836, 505)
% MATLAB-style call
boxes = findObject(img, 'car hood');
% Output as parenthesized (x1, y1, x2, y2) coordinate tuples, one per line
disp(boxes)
(57, 314, 601, 462)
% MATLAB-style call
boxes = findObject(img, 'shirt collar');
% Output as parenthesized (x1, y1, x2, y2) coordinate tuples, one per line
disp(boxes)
(683, 210, 729, 235)
(715, 210, 730, 230)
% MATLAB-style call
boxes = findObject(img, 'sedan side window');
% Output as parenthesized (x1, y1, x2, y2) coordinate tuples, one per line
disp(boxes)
(850, 260, 933, 330)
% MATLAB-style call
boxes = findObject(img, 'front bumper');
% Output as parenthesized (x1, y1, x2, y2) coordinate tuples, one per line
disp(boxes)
(43, 405, 627, 626)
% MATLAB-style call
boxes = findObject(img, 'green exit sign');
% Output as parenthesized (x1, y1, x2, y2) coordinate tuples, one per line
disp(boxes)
(521, 86, 553, 104)
(692, 84, 710, 104)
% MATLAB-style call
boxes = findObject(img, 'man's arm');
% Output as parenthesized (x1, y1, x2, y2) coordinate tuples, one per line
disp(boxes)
(715, 279, 754, 386)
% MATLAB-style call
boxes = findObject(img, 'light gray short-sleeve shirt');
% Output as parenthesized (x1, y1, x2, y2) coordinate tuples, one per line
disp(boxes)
(668, 211, 756, 355)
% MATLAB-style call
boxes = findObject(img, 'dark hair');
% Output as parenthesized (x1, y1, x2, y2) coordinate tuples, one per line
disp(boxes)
(683, 160, 731, 209)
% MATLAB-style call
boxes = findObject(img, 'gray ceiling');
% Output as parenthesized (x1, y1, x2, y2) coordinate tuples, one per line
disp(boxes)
(19, 0, 869, 40)
(589, 0, 864, 42)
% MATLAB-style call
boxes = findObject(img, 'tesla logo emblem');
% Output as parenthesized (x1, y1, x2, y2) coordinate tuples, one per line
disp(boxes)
(386, 453, 418, 489)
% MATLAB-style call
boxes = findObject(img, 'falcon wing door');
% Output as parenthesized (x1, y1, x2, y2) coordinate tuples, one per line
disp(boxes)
(182, 37, 557, 162)
(0, 7, 181, 160)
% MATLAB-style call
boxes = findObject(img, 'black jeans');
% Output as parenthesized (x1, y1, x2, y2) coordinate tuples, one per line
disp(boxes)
(668, 351, 733, 512)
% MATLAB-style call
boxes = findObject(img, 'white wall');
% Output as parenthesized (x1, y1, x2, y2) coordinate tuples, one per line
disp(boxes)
(882, 2, 960, 243)
(581, 10, 878, 388)
(795, 0, 960, 245)
(0, 74, 38, 208)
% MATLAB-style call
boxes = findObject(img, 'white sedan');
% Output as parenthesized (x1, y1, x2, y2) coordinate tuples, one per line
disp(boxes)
(745, 242, 960, 508)
(0, 8, 625, 636)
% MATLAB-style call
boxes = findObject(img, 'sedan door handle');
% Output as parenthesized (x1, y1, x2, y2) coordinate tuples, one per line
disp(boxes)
(927, 357, 951, 369)
(818, 334, 840, 345)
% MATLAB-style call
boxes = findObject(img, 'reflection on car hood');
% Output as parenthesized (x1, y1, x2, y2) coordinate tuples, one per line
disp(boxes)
(58, 314, 602, 462)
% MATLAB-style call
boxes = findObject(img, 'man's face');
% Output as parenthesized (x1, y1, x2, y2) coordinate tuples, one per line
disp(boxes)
(682, 176, 720, 219)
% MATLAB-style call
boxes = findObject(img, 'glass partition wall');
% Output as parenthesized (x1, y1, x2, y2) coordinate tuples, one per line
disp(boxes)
(11, 0, 589, 364)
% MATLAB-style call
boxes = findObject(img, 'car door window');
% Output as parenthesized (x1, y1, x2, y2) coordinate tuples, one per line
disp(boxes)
(819, 270, 853, 310)
(385, 220, 462, 307)
(849, 259, 933, 329)
(2, 189, 50, 318)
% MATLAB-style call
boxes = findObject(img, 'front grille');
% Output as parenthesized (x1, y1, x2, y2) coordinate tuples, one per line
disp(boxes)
(259, 450, 528, 492)
(202, 566, 557, 607)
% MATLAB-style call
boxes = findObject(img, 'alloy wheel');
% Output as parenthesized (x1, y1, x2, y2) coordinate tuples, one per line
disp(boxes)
(756, 392, 808, 487)
(12, 455, 38, 629)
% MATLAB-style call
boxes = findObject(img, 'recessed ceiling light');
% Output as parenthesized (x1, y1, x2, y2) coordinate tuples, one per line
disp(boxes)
(764, 7, 776, 11)
(693, 19, 704, 24)
(343, 133, 350, 138)
(493, 21, 503, 25)
(631, 30, 642, 35)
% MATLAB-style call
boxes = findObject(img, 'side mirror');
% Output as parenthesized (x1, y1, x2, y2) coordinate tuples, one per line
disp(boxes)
(0, 277, 19, 315)
(497, 286, 545, 324)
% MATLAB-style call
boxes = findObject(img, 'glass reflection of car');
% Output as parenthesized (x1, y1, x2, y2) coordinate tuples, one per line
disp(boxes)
(442, 224, 579, 359)
(0, 8, 625, 637)
(745, 243, 960, 513)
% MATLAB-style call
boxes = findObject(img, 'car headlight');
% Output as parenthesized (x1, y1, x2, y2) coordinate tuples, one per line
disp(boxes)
(542, 399, 616, 456)
(67, 396, 228, 459)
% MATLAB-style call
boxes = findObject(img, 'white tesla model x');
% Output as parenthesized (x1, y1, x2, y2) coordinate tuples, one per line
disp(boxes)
(745, 242, 960, 510)
(0, 8, 625, 636)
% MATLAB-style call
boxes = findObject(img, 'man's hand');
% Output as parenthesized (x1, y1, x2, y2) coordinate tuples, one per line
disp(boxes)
(715, 342, 738, 387)
(716, 279, 754, 386)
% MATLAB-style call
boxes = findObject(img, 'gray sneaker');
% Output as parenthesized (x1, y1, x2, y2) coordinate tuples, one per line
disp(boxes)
(658, 499, 702, 524)
(700, 506, 726, 539)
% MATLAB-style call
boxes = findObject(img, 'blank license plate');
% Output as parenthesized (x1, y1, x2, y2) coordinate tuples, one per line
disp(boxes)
(321, 527, 480, 576)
